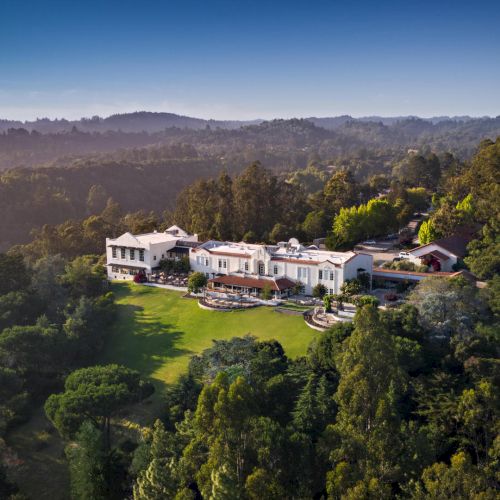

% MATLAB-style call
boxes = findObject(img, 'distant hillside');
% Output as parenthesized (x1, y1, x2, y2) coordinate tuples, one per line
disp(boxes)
(0, 112, 262, 134)
(1, 111, 497, 134)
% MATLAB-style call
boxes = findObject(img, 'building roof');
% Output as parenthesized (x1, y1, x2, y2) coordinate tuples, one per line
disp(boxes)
(208, 275, 296, 291)
(429, 250, 450, 261)
(372, 267, 455, 277)
(411, 231, 475, 258)
(107, 226, 196, 248)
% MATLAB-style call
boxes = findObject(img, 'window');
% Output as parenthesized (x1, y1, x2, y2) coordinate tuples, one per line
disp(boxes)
(121, 248, 126, 259)
(205, 257, 209, 266)
(161, 254, 164, 259)
(258, 263, 265, 275)
(218, 259, 227, 269)
(318, 270, 323, 280)
(244, 261, 249, 271)
(153, 255, 157, 261)
(329, 288, 334, 295)
(112, 266, 119, 273)
(330, 271, 334, 281)
(223, 260, 227, 269)
(130, 248, 135, 260)
(273, 265, 278, 275)
(112, 247, 117, 259)
(139, 250, 145, 262)
(297, 267, 307, 279)
(218, 259, 222, 268)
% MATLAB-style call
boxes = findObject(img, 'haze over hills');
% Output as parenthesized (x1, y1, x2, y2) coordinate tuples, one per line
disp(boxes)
(0, 111, 497, 134)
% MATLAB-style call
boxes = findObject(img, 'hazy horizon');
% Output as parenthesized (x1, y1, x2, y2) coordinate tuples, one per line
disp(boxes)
(1, 110, 498, 124)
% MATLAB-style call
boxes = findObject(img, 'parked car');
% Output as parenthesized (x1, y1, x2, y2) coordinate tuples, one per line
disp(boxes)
(363, 240, 377, 245)
(399, 251, 411, 259)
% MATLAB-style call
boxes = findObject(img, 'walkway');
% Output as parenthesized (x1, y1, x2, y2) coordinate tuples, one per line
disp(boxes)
(142, 282, 188, 292)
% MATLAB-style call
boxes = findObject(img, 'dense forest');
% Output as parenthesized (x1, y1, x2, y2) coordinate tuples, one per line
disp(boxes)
(0, 123, 498, 498)
(2, 116, 500, 169)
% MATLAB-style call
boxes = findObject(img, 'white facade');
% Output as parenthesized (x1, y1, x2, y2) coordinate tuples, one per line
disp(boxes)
(190, 239, 373, 296)
(409, 242, 458, 272)
(106, 226, 198, 280)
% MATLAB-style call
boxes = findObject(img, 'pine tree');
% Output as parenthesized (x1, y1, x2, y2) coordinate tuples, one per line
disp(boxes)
(66, 421, 108, 500)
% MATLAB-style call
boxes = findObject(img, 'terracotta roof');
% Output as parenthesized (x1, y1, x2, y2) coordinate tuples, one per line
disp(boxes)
(372, 267, 454, 277)
(208, 275, 295, 291)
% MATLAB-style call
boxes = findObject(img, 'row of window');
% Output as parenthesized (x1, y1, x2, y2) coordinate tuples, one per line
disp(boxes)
(195, 255, 334, 282)
(318, 269, 335, 281)
(111, 247, 145, 262)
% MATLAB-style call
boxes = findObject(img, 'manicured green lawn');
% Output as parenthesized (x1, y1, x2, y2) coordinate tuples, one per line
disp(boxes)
(100, 283, 318, 386)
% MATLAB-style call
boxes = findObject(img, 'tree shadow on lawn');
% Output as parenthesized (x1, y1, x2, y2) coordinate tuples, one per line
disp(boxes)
(104, 303, 192, 386)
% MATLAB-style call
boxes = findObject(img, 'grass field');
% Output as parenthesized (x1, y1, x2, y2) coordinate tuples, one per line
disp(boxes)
(100, 283, 318, 388)
(6, 283, 317, 498)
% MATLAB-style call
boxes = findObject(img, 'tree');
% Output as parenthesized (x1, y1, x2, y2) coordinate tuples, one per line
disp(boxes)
(62, 255, 107, 298)
(261, 283, 272, 300)
(0, 252, 30, 295)
(312, 283, 327, 298)
(406, 452, 497, 499)
(465, 222, 500, 280)
(408, 276, 486, 339)
(302, 211, 326, 240)
(340, 279, 362, 297)
(418, 219, 437, 245)
(325, 305, 406, 495)
(86, 184, 108, 214)
(66, 421, 108, 500)
(322, 170, 359, 219)
(187, 272, 207, 294)
(133, 420, 179, 500)
(45, 364, 154, 444)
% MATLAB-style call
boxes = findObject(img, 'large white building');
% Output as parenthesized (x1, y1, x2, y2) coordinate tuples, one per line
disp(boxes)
(105, 225, 199, 280)
(191, 238, 372, 297)
(106, 227, 373, 296)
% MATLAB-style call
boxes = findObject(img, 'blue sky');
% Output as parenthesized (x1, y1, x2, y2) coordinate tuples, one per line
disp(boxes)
(1, 0, 499, 120)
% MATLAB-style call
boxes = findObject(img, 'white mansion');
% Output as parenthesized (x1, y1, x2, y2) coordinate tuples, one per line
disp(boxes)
(106, 225, 199, 279)
(106, 227, 372, 297)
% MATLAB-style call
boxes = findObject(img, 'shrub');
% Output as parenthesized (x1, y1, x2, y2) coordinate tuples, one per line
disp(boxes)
(353, 295, 380, 307)
(313, 283, 327, 298)
(384, 292, 398, 302)
(341, 279, 362, 296)
(188, 272, 207, 293)
(261, 283, 273, 300)
(292, 281, 305, 295)
(323, 294, 333, 312)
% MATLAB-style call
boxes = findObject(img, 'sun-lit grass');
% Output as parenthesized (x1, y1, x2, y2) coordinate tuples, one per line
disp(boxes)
(100, 283, 318, 387)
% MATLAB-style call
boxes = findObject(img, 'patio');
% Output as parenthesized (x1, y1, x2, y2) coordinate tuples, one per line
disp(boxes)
(148, 271, 189, 288)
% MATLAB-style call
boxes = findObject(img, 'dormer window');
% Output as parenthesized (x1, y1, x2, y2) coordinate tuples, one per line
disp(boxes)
(130, 249, 135, 260)
(121, 248, 126, 259)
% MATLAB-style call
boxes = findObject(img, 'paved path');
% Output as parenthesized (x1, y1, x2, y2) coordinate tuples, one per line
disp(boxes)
(142, 283, 189, 292)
